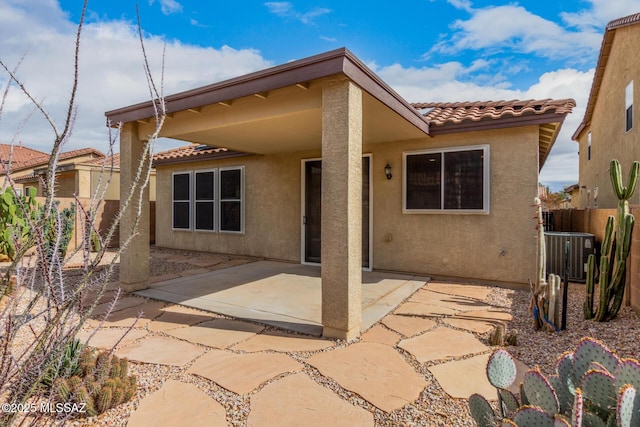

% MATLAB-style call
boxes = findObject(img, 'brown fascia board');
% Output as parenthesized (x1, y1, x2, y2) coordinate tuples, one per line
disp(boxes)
(427, 111, 568, 136)
(105, 48, 430, 135)
(152, 150, 253, 167)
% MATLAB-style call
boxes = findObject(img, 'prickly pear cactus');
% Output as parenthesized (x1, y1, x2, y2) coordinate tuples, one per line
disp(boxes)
(468, 337, 640, 427)
(584, 159, 639, 322)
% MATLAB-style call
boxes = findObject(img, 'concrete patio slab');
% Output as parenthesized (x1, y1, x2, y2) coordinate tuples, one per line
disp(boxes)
(247, 373, 374, 427)
(361, 325, 402, 346)
(429, 353, 528, 399)
(147, 305, 215, 332)
(76, 328, 147, 350)
(306, 342, 428, 413)
(127, 380, 226, 427)
(166, 318, 264, 348)
(187, 350, 303, 394)
(381, 314, 437, 337)
(231, 330, 333, 353)
(398, 327, 488, 363)
(136, 261, 427, 336)
(115, 336, 205, 366)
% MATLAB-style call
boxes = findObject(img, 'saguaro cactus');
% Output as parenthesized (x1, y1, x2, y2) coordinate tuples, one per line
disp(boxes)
(584, 159, 639, 322)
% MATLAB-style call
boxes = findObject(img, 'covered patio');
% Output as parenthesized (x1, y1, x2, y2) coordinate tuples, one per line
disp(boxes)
(135, 260, 428, 336)
(106, 48, 431, 339)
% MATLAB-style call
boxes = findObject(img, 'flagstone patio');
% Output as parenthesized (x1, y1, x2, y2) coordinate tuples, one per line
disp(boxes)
(77, 252, 529, 425)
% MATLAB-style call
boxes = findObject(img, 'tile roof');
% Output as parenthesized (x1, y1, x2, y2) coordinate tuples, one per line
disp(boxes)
(83, 153, 120, 169)
(0, 144, 48, 172)
(153, 144, 249, 166)
(413, 99, 576, 127)
(1, 146, 105, 174)
(573, 12, 640, 140)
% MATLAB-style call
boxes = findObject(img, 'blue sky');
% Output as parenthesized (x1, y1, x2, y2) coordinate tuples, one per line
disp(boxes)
(3, 0, 640, 190)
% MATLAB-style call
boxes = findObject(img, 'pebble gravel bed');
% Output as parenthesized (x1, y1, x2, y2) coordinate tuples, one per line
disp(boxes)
(4, 248, 640, 426)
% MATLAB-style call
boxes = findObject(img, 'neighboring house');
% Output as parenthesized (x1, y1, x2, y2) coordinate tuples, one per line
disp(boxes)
(108, 48, 574, 339)
(2, 147, 156, 202)
(2, 145, 105, 196)
(573, 13, 640, 209)
(563, 184, 580, 209)
(0, 143, 50, 195)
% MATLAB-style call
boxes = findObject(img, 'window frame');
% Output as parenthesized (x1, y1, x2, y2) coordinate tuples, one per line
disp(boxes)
(587, 131, 592, 161)
(218, 166, 245, 233)
(626, 81, 634, 132)
(172, 171, 192, 231)
(193, 169, 216, 232)
(403, 145, 490, 214)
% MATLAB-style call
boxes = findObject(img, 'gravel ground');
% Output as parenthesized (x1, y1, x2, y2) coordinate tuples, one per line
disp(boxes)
(4, 248, 640, 426)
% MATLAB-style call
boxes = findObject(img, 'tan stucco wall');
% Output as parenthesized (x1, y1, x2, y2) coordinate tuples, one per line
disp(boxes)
(369, 126, 538, 286)
(155, 152, 310, 261)
(578, 24, 640, 209)
(89, 170, 156, 202)
(155, 125, 539, 287)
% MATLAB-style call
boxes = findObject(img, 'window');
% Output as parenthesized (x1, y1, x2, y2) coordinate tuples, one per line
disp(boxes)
(172, 172, 191, 229)
(171, 167, 244, 233)
(195, 171, 215, 231)
(587, 131, 592, 160)
(219, 167, 243, 232)
(626, 81, 634, 132)
(403, 145, 489, 213)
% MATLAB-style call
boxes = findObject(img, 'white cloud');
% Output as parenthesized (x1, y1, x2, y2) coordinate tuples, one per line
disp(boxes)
(149, 0, 183, 15)
(447, 0, 474, 13)
(430, 4, 602, 62)
(0, 0, 272, 154)
(562, 0, 640, 30)
(264, 2, 331, 24)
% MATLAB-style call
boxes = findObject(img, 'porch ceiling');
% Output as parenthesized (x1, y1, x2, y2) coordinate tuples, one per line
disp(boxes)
(134, 78, 426, 154)
(108, 48, 430, 155)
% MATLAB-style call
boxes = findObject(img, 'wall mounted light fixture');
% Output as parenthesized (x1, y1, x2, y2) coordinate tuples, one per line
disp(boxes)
(384, 162, 392, 180)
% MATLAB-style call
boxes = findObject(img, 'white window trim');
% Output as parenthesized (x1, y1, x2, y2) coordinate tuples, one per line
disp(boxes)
(218, 166, 245, 234)
(194, 169, 217, 232)
(171, 171, 192, 231)
(402, 144, 490, 214)
(626, 81, 634, 132)
(171, 167, 245, 233)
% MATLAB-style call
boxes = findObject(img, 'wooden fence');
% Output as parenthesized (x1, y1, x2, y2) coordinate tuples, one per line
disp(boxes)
(37, 197, 156, 251)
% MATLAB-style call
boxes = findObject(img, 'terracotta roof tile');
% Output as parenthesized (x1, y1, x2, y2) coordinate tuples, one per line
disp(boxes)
(153, 144, 249, 165)
(0, 144, 48, 172)
(412, 99, 576, 127)
(84, 153, 120, 169)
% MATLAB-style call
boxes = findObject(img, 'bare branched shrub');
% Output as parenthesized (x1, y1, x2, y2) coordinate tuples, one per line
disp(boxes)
(0, 1, 165, 424)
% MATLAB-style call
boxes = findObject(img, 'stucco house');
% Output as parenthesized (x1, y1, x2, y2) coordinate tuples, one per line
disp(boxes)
(107, 48, 574, 339)
(573, 13, 640, 209)
(2, 144, 104, 197)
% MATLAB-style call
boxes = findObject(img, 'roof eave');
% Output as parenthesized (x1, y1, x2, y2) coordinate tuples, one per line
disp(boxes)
(152, 150, 253, 167)
(105, 48, 430, 136)
(427, 112, 568, 136)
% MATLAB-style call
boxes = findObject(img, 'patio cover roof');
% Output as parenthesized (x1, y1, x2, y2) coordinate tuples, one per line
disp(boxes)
(105, 48, 431, 155)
